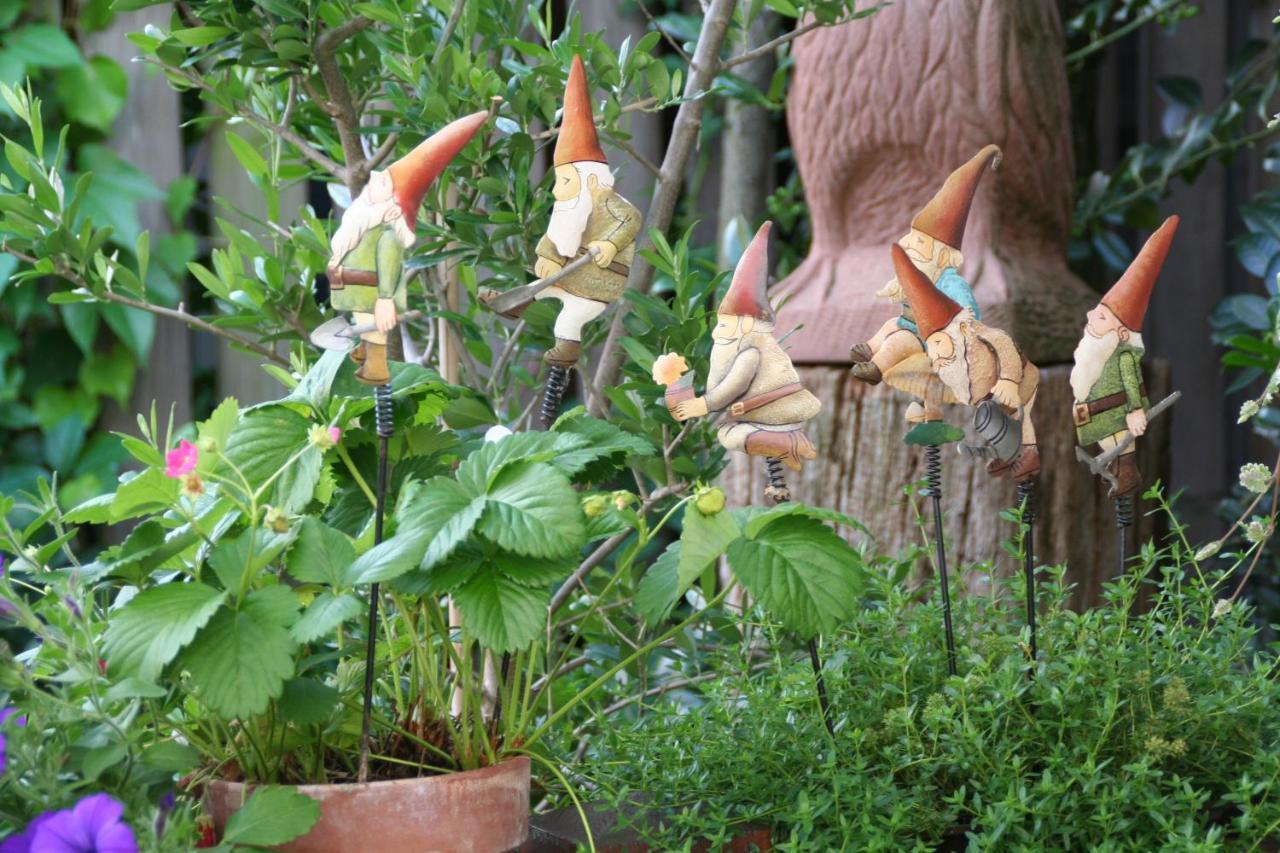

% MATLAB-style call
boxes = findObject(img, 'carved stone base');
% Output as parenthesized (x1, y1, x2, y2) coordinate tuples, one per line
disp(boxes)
(719, 361, 1171, 609)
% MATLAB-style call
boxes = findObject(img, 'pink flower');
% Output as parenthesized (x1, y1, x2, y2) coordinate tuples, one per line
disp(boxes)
(164, 440, 198, 479)
(328, 427, 341, 444)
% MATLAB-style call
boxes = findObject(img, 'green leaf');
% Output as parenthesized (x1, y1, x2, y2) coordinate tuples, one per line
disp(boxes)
(677, 503, 740, 592)
(291, 592, 363, 644)
(140, 740, 199, 774)
(346, 526, 430, 585)
(477, 462, 584, 559)
(278, 446, 323, 512)
(64, 492, 114, 524)
(286, 517, 354, 586)
(207, 528, 296, 592)
(285, 349, 346, 414)
(110, 467, 178, 522)
(225, 130, 269, 179)
(904, 421, 965, 447)
(78, 346, 134, 408)
(197, 396, 240, 455)
(60, 302, 99, 354)
(277, 677, 339, 725)
(743, 502, 872, 540)
(54, 55, 127, 131)
(494, 553, 571, 588)
(222, 406, 310, 491)
(181, 587, 299, 718)
(399, 477, 485, 571)
(453, 568, 546, 652)
(103, 582, 227, 681)
(6, 24, 82, 69)
(170, 25, 233, 46)
(454, 432, 587, 494)
(635, 541, 681, 624)
(43, 415, 86, 472)
(550, 409, 655, 477)
(726, 516, 863, 639)
(221, 786, 320, 847)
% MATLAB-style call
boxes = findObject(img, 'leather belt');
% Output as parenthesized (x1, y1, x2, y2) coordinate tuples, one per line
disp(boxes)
(1073, 385, 1147, 427)
(571, 247, 630, 277)
(326, 265, 378, 289)
(730, 382, 805, 418)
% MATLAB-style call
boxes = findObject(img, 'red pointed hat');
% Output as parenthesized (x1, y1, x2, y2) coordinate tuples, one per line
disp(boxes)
(719, 221, 774, 321)
(387, 110, 489, 219)
(892, 243, 961, 340)
(1101, 215, 1179, 332)
(910, 144, 1002, 249)
(554, 55, 608, 167)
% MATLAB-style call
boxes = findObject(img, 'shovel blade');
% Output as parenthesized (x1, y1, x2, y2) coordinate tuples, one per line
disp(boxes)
(309, 317, 359, 351)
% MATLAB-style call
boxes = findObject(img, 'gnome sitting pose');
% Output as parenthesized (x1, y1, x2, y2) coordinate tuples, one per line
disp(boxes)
(480, 56, 642, 368)
(327, 111, 489, 384)
(892, 243, 1041, 482)
(1072, 216, 1178, 497)
(850, 146, 999, 423)
(669, 222, 821, 473)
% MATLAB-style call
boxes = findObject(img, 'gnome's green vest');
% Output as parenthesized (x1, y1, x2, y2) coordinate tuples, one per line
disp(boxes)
(1074, 343, 1148, 446)
(329, 225, 408, 314)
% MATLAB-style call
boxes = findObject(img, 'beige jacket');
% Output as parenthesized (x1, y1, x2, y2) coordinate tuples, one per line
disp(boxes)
(534, 187, 642, 302)
(704, 331, 822, 426)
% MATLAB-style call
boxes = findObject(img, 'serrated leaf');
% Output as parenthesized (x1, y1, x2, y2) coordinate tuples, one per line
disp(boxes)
(398, 477, 485, 571)
(286, 517, 355, 586)
(103, 582, 227, 681)
(726, 516, 863, 639)
(635, 541, 681, 624)
(476, 462, 583, 559)
(453, 568, 546, 652)
(286, 349, 346, 415)
(277, 677, 339, 725)
(207, 528, 296, 592)
(494, 553, 571, 588)
(346, 526, 430, 585)
(222, 406, 310, 491)
(291, 592, 362, 644)
(198, 397, 240, 455)
(222, 786, 320, 847)
(109, 466, 177, 522)
(181, 587, 298, 718)
(743, 502, 872, 540)
(278, 446, 323, 512)
(677, 504, 740, 591)
(454, 432, 588, 494)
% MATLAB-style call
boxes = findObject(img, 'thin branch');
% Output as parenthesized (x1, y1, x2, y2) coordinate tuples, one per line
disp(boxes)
(636, 0, 692, 64)
(609, 134, 661, 179)
(530, 97, 659, 141)
(430, 0, 468, 66)
(720, 15, 825, 70)
(368, 131, 401, 171)
(314, 16, 377, 192)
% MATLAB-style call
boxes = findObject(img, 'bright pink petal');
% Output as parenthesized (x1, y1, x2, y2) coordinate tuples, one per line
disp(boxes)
(328, 427, 341, 444)
(163, 440, 198, 479)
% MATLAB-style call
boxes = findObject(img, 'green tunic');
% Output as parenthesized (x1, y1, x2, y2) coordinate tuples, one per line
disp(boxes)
(329, 225, 407, 314)
(534, 187, 642, 302)
(1075, 343, 1148, 446)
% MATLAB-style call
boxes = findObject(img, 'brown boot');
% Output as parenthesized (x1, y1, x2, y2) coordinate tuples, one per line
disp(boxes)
(850, 361, 882, 385)
(349, 340, 366, 366)
(1011, 445, 1041, 483)
(355, 342, 390, 385)
(1107, 453, 1141, 498)
(543, 338, 581, 368)
(850, 342, 874, 363)
(478, 287, 531, 320)
(745, 429, 817, 472)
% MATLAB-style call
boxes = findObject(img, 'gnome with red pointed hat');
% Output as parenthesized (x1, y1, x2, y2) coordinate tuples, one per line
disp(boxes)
(326, 111, 489, 385)
(670, 222, 821, 474)
(479, 55, 642, 369)
(893, 243, 1042, 482)
(1071, 216, 1178, 496)
(851, 146, 999, 415)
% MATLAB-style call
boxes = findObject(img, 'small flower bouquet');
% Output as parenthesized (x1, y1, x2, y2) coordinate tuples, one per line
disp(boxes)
(653, 352, 694, 414)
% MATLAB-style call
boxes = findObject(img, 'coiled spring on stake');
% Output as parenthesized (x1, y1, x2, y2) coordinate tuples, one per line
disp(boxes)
(373, 383, 394, 439)
(1114, 493, 1135, 528)
(540, 366, 570, 428)
(1016, 479, 1037, 524)
(923, 444, 943, 498)
(765, 457, 786, 492)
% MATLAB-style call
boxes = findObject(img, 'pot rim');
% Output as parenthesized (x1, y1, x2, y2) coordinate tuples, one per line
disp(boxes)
(207, 754, 530, 796)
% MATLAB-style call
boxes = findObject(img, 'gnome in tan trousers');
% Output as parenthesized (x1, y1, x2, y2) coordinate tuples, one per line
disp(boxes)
(893, 243, 1042, 483)
(1072, 216, 1179, 497)
(327, 111, 489, 384)
(480, 55, 643, 368)
(669, 222, 822, 472)
(850, 146, 999, 424)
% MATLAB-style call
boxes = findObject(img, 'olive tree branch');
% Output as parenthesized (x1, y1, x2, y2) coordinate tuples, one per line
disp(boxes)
(314, 16, 377, 192)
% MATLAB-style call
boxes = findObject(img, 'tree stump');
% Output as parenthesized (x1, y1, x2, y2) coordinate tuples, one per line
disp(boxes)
(719, 362, 1170, 609)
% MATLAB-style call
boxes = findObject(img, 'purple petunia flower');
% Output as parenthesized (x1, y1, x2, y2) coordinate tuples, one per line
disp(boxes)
(22, 794, 137, 853)
(0, 813, 52, 853)
(0, 707, 27, 775)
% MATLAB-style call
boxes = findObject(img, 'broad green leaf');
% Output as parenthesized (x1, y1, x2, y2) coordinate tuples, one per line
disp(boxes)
(399, 477, 485, 571)
(634, 541, 681, 624)
(454, 432, 587, 494)
(494, 553, 571, 588)
(677, 504, 740, 592)
(726, 516, 863, 639)
(100, 303, 156, 361)
(453, 568, 546, 652)
(278, 677, 339, 725)
(197, 396, 240, 455)
(110, 467, 178, 522)
(222, 406, 310, 492)
(286, 517, 354, 586)
(181, 586, 299, 718)
(291, 592, 362, 644)
(78, 346, 134, 408)
(103, 582, 227, 681)
(207, 528, 296, 592)
(43, 415, 86, 473)
(6, 24, 81, 68)
(64, 492, 115, 524)
(59, 303, 99, 355)
(550, 408, 655, 477)
(346, 526, 430, 585)
(277, 446, 323, 512)
(54, 55, 127, 131)
(139, 740, 199, 774)
(222, 786, 320, 847)
(477, 462, 584, 559)
(904, 421, 965, 447)
(285, 349, 346, 414)
(743, 502, 872, 540)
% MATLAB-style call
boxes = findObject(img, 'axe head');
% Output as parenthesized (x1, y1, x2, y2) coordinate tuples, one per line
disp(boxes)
(309, 317, 360, 351)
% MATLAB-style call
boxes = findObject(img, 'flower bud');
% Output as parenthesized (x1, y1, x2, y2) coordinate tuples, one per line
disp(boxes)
(197, 435, 218, 454)
(582, 494, 609, 519)
(611, 490, 636, 512)
(694, 486, 726, 516)
(308, 424, 339, 450)
(264, 506, 290, 534)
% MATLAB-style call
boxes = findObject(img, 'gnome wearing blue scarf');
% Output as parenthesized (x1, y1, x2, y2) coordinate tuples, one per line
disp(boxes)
(850, 146, 999, 422)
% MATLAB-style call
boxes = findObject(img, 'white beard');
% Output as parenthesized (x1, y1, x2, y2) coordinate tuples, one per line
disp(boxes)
(545, 189, 593, 257)
(1070, 330, 1123, 402)
(328, 175, 415, 265)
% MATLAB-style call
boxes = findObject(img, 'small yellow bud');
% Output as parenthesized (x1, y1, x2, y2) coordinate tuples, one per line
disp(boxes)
(582, 495, 609, 518)
(264, 506, 290, 534)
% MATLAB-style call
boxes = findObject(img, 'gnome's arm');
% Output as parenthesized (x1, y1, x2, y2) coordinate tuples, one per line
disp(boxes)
(375, 228, 405, 301)
(599, 191, 642, 251)
(535, 234, 568, 267)
(1119, 348, 1148, 436)
(703, 348, 761, 413)
(977, 326, 1026, 408)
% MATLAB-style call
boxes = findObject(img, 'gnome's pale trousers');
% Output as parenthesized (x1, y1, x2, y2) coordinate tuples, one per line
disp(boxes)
(535, 286, 608, 341)
(351, 312, 388, 345)
(716, 421, 803, 453)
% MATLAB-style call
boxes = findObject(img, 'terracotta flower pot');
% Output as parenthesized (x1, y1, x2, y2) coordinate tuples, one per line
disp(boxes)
(206, 756, 530, 853)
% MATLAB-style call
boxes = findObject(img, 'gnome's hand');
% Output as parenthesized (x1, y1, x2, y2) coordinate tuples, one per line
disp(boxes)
(374, 298, 398, 333)
(1126, 408, 1148, 437)
(534, 257, 563, 279)
(587, 240, 617, 268)
(672, 396, 709, 421)
(991, 378, 1021, 409)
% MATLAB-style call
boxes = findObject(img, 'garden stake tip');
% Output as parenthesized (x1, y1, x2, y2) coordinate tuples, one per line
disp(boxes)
(923, 443, 958, 677)
(1016, 478, 1038, 675)
(359, 382, 395, 784)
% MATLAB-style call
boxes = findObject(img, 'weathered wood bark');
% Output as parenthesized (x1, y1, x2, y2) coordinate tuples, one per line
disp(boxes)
(720, 362, 1171, 609)
(86, 7, 190, 427)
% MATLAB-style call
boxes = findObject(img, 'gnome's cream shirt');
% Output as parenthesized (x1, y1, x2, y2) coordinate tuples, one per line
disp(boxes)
(705, 329, 822, 425)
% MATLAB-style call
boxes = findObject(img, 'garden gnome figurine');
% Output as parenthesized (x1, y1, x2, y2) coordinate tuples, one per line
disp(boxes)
(668, 222, 821, 495)
(480, 55, 642, 369)
(1072, 216, 1179, 496)
(893, 244, 1041, 482)
(850, 146, 999, 423)
(326, 111, 489, 384)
